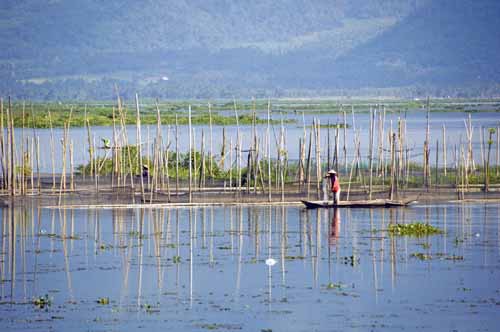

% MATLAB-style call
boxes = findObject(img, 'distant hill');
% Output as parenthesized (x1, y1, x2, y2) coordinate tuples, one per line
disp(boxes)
(1, 0, 499, 100)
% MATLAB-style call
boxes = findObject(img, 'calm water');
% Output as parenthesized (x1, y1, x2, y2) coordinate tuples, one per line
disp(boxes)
(0, 203, 499, 331)
(12, 111, 500, 173)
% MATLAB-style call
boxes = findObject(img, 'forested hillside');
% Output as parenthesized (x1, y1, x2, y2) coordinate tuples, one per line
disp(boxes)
(1, 0, 499, 100)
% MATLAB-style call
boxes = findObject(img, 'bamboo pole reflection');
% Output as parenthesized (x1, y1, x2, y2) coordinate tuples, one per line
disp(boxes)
(235, 207, 243, 297)
(267, 206, 273, 310)
(60, 209, 74, 302)
(369, 209, 378, 303)
(137, 209, 144, 309)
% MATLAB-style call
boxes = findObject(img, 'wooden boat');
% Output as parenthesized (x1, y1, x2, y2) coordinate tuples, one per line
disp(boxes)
(301, 198, 416, 209)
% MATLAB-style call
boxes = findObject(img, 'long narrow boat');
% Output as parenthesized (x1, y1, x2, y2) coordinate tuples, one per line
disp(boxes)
(301, 198, 416, 209)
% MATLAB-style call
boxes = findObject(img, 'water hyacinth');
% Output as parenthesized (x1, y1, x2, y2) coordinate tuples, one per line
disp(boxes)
(388, 223, 443, 237)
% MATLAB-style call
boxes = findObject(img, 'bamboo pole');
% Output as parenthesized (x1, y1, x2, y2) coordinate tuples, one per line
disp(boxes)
(208, 103, 214, 181)
(343, 109, 347, 174)
(0, 98, 5, 190)
(192, 127, 197, 193)
(485, 128, 494, 192)
(442, 125, 447, 177)
(9, 97, 15, 196)
(188, 105, 193, 203)
(306, 127, 312, 198)
(70, 140, 75, 191)
(424, 97, 430, 189)
(435, 139, 439, 186)
(315, 119, 321, 199)
(111, 107, 117, 187)
(368, 108, 375, 200)
(389, 133, 396, 200)
(175, 115, 179, 196)
(21, 102, 25, 195)
(229, 138, 233, 190)
(496, 126, 499, 177)
(327, 123, 331, 171)
(135, 94, 145, 202)
(267, 99, 272, 202)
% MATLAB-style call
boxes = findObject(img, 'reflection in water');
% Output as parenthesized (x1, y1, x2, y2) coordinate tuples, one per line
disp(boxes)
(0, 202, 499, 331)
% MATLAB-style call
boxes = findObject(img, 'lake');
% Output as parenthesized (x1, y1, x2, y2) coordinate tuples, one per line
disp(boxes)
(1, 202, 499, 331)
(9, 110, 500, 173)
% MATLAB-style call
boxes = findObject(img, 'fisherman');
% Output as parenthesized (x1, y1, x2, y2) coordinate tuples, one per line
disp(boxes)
(142, 164, 149, 178)
(325, 170, 340, 204)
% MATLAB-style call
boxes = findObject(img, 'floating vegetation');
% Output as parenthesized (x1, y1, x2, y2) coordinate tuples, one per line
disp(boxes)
(284, 255, 305, 260)
(142, 303, 159, 313)
(444, 255, 464, 261)
(326, 282, 343, 290)
(97, 297, 110, 305)
(388, 223, 442, 237)
(98, 243, 113, 250)
(172, 255, 181, 263)
(33, 295, 51, 309)
(127, 231, 146, 239)
(340, 255, 359, 266)
(411, 253, 432, 260)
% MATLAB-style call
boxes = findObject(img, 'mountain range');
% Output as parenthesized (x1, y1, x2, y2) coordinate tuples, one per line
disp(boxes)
(0, 0, 499, 100)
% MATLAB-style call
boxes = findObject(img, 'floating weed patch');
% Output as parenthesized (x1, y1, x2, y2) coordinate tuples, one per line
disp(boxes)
(411, 253, 432, 260)
(388, 223, 442, 237)
(97, 297, 109, 305)
(285, 255, 305, 260)
(33, 294, 51, 309)
(340, 255, 359, 266)
(326, 282, 343, 290)
(128, 231, 146, 239)
(444, 255, 464, 261)
(98, 243, 113, 250)
(142, 303, 159, 313)
(172, 255, 181, 263)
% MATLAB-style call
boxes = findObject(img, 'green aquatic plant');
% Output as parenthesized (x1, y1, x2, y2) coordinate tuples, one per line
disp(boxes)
(33, 294, 51, 309)
(97, 297, 110, 305)
(411, 253, 432, 260)
(388, 223, 442, 237)
(326, 282, 342, 290)
(172, 255, 181, 263)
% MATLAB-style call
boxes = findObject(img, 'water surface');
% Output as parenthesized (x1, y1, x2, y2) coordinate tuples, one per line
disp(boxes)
(0, 203, 499, 331)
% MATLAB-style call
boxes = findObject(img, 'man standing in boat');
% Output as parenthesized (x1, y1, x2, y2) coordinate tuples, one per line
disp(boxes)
(326, 170, 340, 204)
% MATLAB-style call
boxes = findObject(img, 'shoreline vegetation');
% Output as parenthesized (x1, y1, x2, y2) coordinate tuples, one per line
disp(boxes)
(5, 97, 500, 128)
(1, 95, 500, 206)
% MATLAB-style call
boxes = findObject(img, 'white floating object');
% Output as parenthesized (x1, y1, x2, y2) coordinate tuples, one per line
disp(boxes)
(161, 76, 169, 81)
(475, 233, 480, 237)
(265, 258, 277, 266)
(40, 229, 47, 234)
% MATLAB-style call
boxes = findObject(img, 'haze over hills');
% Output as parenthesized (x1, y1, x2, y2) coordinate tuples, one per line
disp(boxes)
(0, 0, 499, 100)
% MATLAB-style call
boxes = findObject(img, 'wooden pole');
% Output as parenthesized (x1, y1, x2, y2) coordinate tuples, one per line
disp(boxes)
(0, 98, 5, 190)
(496, 126, 499, 177)
(36, 136, 40, 193)
(70, 140, 75, 190)
(435, 139, 439, 186)
(485, 128, 494, 192)
(9, 97, 15, 196)
(368, 108, 375, 199)
(315, 119, 321, 199)
(390, 133, 396, 200)
(343, 109, 348, 174)
(442, 125, 447, 177)
(188, 105, 193, 203)
(267, 99, 272, 202)
(175, 115, 179, 196)
(135, 94, 145, 202)
(208, 102, 214, 181)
